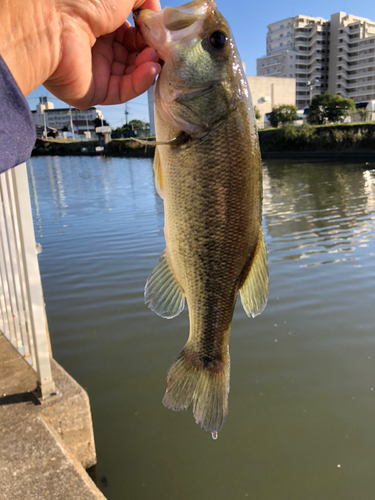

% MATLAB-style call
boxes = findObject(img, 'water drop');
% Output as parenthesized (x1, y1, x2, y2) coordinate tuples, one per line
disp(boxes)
(211, 431, 218, 440)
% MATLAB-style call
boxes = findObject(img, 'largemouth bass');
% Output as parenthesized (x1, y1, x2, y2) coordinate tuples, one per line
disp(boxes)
(134, 0, 268, 437)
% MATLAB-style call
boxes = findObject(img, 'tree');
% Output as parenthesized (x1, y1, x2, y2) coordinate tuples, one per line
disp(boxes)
(307, 92, 355, 125)
(254, 106, 261, 120)
(94, 117, 109, 127)
(128, 119, 146, 130)
(269, 105, 298, 128)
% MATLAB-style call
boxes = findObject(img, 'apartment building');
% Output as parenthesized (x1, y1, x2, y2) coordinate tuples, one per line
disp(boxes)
(329, 13, 375, 101)
(257, 12, 375, 108)
(257, 15, 329, 108)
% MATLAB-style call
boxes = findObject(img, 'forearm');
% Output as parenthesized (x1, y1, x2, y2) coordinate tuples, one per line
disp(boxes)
(0, 0, 60, 96)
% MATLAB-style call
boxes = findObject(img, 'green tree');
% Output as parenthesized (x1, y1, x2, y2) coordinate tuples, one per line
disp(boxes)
(307, 92, 355, 125)
(94, 117, 109, 127)
(269, 104, 298, 128)
(128, 119, 145, 130)
(254, 106, 261, 120)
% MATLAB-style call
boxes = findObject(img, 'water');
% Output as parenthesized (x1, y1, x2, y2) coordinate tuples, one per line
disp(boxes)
(27, 156, 375, 500)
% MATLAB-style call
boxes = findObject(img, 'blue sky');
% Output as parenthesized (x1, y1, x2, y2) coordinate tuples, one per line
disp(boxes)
(26, 0, 375, 128)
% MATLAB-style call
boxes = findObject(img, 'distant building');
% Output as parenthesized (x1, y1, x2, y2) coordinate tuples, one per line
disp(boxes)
(31, 97, 104, 136)
(257, 12, 375, 108)
(247, 76, 296, 128)
(329, 13, 375, 101)
(257, 15, 330, 108)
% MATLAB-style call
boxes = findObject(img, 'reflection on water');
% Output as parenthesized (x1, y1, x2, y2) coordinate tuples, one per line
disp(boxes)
(263, 162, 375, 267)
(27, 157, 375, 500)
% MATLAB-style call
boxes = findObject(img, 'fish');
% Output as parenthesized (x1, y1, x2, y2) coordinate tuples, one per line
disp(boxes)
(134, 0, 268, 437)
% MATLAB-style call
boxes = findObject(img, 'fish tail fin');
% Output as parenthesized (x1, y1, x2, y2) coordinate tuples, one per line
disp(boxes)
(162, 345, 230, 436)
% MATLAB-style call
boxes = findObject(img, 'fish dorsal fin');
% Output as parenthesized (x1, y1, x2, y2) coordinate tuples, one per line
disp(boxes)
(145, 251, 185, 319)
(240, 228, 269, 318)
(153, 146, 163, 198)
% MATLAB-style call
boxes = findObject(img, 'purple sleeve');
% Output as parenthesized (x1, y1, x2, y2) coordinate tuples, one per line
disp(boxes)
(0, 56, 36, 173)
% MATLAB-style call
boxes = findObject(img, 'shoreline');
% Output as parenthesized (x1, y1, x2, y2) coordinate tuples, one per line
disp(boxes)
(32, 121, 375, 162)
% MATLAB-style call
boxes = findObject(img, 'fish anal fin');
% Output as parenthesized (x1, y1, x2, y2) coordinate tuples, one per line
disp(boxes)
(145, 251, 185, 319)
(240, 228, 269, 318)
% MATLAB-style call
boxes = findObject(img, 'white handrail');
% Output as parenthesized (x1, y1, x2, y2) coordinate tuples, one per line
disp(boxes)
(0, 163, 55, 398)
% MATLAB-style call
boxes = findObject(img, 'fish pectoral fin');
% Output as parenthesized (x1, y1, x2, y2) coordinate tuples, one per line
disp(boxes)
(239, 228, 269, 318)
(153, 147, 163, 198)
(144, 251, 185, 319)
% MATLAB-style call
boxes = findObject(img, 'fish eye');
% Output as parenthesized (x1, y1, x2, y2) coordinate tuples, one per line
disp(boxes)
(209, 31, 228, 50)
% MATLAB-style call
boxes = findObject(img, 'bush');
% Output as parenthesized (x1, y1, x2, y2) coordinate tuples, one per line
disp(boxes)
(259, 123, 375, 152)
(269, 105, 299, 128)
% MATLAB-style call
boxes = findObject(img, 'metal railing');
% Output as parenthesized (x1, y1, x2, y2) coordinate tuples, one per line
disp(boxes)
(0, 163, 55, 398)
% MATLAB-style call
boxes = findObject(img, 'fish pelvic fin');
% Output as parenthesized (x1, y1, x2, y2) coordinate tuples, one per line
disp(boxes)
(145, 251, 185, 319)
(153, 147, 163, 198)
(240, 227, 269, 318)
(162, 345, 230, 435)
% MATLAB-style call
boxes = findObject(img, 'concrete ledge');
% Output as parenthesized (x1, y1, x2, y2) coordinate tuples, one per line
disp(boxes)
(0, 334, 106, 500)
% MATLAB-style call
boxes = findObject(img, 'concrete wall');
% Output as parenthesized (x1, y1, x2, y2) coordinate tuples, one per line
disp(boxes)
(247, 76, 296, 127)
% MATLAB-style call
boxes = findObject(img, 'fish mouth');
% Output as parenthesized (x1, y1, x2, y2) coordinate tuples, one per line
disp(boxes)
(133, 0, 215, 60)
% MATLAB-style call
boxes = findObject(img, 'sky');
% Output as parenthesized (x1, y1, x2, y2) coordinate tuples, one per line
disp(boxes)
(26, 0, 375, 128)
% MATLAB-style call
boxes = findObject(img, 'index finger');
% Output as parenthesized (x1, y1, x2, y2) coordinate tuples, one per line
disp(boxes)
(123, 25, 148, 52)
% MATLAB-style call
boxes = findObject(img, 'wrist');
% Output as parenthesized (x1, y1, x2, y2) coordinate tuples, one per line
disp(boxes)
(0, 0, 61, 96)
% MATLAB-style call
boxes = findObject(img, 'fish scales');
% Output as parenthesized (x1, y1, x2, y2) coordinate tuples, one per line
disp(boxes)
(135, 0, 269, 436)
(162, 106, 261, 356)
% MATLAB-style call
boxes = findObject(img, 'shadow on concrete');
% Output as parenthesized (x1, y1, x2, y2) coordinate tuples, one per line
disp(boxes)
(0, 390, 41, 406)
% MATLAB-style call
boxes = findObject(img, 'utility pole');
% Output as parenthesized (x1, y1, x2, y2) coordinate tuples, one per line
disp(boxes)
(69, 106, 75, 140)
(43, 110, 47, 139)
(125, 103, 129, 126)
(307, 79, 319, 106)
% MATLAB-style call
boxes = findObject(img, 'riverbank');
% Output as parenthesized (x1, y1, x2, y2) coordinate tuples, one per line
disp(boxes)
(32, 122, 375, 159)
(32, 138, 155, 158)
(259, 122, 375, 153)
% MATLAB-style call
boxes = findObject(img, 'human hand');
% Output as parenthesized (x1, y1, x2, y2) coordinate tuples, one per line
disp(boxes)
(0, 0, 161, 109)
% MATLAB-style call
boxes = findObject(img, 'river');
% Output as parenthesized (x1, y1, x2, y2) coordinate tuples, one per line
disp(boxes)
(27, 155, 375, 500)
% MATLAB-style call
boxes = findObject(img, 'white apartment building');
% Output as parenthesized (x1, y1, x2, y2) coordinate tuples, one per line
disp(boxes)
(31, 97, 104, 134)
(329, 13, 375, 101)
(257, 15, 330, 109)
(257, 12, 375, 109)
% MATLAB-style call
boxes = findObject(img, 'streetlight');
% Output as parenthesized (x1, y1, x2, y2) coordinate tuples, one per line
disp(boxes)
(307, 78, 320, 105)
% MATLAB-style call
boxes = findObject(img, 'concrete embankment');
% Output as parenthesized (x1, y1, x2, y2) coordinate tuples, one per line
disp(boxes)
(0, 334, 106, 500)
(32, 123, 375, 160)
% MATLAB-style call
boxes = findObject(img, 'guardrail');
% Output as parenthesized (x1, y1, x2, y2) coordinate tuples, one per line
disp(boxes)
(0, 163, 55, 398)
